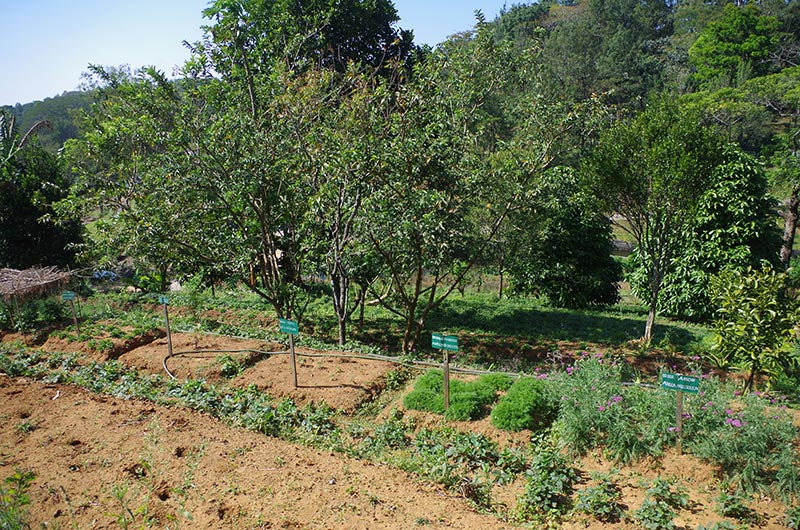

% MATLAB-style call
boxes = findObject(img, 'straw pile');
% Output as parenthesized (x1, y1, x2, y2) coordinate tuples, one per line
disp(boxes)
(0, 266, 71, 303)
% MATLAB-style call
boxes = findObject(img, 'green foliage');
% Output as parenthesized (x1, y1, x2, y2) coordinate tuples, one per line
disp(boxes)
(688, 4, 782, 88)
(506, 167, 622, 309)
(710, 266, 800, 390)
(490, 377, 555, 432)
(633, 478, 689, 530)
(547, 355, 674, 463)
(574, 473, 625, 523)
(0, 109, 83, 269)
(0, 469, 35, 530)
(688, 391, 800, 497)
(587, 98, 727, 341)
(402, 370, 508, 421)
(217, 354, 243, 378)
(633, 145, 778, 322)
(714, 486, 761, 524)
(786, 504, 800, 529)
(516, 435, 578, 523)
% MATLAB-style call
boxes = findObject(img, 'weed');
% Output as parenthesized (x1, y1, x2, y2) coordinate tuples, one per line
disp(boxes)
(0, 469, 35, 530)
(15, 420, 37, 434)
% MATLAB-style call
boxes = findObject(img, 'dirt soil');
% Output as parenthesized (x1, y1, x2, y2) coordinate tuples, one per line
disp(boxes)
(1, 330, 796, 529)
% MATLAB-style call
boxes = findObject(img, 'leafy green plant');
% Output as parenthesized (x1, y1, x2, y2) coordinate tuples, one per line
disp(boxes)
(711, 266, 800, 391)
(633, 478, 689, 530)
(714, 486, 761, 524)
(0, 469, 35, 530)
(490, 376, 555, 431)
(516, 435, 578, 524)
(217, 354, 244, 378)
(575, 473, 625, 522)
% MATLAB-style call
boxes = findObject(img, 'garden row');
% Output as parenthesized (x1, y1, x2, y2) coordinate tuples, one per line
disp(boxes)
(2, 342, 799, 527)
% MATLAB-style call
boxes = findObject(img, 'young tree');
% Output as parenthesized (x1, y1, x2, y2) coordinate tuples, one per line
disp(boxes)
(627, 145, 778, 321)
(587, 100, 726, 342)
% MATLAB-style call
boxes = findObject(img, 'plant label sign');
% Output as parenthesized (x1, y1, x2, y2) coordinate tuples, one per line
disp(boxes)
(158, 295, 169, 305)
(661, 372, 700, 394)
(279, 318, 299, 335)
(61, 291, 76, 301)
(431, 333, 458, 352)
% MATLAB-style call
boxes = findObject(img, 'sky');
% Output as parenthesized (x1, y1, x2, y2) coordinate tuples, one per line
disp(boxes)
(2, 0, 513, 107)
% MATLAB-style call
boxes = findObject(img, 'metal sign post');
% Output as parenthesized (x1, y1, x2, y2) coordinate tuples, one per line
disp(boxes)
(432, 333, 459, 410)
(279, 318, 300, 388)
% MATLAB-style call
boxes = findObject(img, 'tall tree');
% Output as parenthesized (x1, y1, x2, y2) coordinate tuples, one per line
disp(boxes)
(0, 111, 82, 269)
(688, 4, 782, 89)
(587, 100, 725, 342)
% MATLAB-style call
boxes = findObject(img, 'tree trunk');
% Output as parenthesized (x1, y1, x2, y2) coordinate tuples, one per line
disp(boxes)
(643, 264, 663, 344)
(331, 270, 349, 346)
(780, 188, 800, 270)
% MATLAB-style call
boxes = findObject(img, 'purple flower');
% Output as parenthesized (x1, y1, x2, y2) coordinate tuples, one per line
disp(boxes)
(598, 405, 606, 412)
(537, 373, 548, 379)
(610, 396, 623, 403)
(668, 427, 677, 432)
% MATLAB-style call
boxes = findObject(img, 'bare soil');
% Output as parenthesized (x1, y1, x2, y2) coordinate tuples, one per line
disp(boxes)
(0, 330, 796, 529)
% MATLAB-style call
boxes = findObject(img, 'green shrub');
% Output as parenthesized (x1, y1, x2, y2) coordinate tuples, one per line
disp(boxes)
(491, 377, 555, 432)
(403, 370, 506, 420)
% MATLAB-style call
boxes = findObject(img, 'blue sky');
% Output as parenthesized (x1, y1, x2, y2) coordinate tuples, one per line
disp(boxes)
(2, 0, 513, 106)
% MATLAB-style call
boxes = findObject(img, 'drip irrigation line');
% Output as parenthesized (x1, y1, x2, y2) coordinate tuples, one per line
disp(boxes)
(161, 334, 524, 381)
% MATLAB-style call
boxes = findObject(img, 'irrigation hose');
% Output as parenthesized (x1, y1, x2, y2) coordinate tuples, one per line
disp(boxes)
(161, 334, 524, 380)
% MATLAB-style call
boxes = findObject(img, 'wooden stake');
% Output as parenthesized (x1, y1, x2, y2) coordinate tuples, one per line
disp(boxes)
(443, 350, 450, 410)
(162, 300, 173, 359)
(289, 334, 298, 388)
(676, 390, 684, 455)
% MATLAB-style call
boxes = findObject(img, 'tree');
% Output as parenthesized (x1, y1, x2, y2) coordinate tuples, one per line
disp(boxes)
(587, 100, 725, 342)
(0, 110, 82, 269)
(627, 145, 778, 321)
(506, 166, 621, 309)
(688, 4, 782, 89)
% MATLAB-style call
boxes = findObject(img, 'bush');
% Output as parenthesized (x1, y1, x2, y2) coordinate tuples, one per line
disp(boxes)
(403, 370, 508, 421)
(491, 377, 555, 432)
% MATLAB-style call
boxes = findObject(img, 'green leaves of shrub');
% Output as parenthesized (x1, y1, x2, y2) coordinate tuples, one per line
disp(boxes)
(490, 377, 555, 432)
(402, 370, 510, 421)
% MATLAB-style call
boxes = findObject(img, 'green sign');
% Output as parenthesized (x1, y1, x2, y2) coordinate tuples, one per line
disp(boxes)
(61, 291, 76, 301)
(279, 318, 299, 335)
(158, 295, 169, 305)
(661, 372, 700, 394)
(432, 333, 458, 352)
